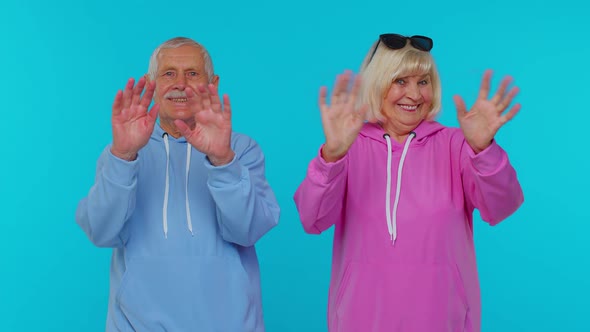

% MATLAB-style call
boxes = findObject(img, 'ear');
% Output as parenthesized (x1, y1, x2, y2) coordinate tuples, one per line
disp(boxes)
(210, 74, 220, 88)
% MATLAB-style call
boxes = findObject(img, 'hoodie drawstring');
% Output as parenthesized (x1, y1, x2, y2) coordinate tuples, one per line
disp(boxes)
(185, 144, 194, 235)
(163, 133, 170, 238)
(162, 133, 194, 238)
(384, 132, 416, 245)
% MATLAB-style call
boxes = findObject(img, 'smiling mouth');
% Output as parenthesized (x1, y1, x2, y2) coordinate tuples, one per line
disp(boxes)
(168, 98, 188, 103)
(399, 104, 419, 112)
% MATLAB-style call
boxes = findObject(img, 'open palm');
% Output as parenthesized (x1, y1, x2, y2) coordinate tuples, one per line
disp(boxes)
(453, 70, 520, 153)
(111, 77, 159, 161)
(320, 70, 369, 162)
(174, 84, 234, 166)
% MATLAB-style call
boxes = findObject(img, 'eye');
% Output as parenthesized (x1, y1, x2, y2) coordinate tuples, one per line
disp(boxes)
(418, 79, 429, 85)
(187, 72, 198, 77)
(394, 78, 406, 85)
(163, 71, 175, 77)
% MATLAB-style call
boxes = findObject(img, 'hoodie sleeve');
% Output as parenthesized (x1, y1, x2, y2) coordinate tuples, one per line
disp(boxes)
(461, 139, 524, 226)
(293, 146, 349, 234)
(205, 135, 280, 247)
(75, 146, 137, 248)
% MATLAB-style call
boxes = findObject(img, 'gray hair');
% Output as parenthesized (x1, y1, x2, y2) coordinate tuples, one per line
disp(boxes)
(147, 37, 214, 82)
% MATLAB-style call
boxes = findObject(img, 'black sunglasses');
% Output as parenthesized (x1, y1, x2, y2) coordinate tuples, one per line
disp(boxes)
(368, 34, 433, 63)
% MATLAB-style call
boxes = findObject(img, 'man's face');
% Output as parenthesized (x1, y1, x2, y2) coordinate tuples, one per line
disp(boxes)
(152, 45, 218, 123)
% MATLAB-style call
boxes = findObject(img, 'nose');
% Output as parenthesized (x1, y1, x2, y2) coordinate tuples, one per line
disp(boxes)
(406, 84, 421, 100)
(173, 75, 187, 90)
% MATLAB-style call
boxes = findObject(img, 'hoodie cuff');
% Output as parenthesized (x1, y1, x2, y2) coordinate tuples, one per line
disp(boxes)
(311, 145, 348, 183)
(467, 140, 507, 175)
(206, 154, 242, 187)
(105, 150, 139, 186)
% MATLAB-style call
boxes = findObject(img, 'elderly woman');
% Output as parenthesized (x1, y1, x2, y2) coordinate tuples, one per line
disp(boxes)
(293, 34, 524, 332)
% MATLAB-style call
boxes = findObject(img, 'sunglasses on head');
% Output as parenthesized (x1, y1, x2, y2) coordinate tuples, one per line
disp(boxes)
(368, 34, 433, 63)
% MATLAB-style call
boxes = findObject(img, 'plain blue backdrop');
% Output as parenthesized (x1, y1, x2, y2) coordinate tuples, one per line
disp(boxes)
(1, 0, 588, 331)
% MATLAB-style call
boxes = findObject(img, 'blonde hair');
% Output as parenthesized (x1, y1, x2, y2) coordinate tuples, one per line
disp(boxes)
(357, 40, 442, 122)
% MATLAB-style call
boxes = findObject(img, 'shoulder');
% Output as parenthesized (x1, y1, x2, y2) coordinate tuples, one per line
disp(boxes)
(421, 122, 465, 145)
(230, 132, 266, 161)
(231, 131, 259, 149)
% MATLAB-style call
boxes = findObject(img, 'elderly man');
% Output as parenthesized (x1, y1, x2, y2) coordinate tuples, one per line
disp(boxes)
(76, 37, 280, 331)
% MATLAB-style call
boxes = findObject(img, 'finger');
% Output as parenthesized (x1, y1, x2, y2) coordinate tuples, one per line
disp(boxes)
(341, 71, 354, 104)
(122, 78, 135, 109)
(208, 84, 222, 112)
(340, 70, 353, 89)
(491, 75, 512, 104)
(112, 90, 123, 116)
(174, 119, 192, 139)
(347, 74, 363, 108)
(318, 86, 328, 111)
(500, 103, 521, 125)
(197, 84, 212, 110)
(331, 71, 351, 103)
(186, 88, 202, 112)
(222, 94, 232, 120)
(453, 95, 468, 119)
(329, 75, 340, 104)
(330, 74, 341, 97)
(498, 86, 520, 112)
(477, 70, 492, 101)
(140, 80, 157, 109)
(131, 76, 146, 107)
(148, 103, 160, 122)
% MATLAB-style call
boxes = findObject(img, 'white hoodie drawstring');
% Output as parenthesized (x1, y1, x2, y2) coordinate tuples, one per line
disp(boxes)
(163, 133, 170, 239)
(384, 132, 416, 245)
(162, 133, 194, 238)
(185, 144, 194, 235)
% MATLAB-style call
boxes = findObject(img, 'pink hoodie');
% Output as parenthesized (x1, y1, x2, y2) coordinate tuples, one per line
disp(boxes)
(294, 120, 523, 332)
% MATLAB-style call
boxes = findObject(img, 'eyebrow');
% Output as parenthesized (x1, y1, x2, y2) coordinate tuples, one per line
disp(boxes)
(159, 67, 200, 73)
(397, 74, 431, 80)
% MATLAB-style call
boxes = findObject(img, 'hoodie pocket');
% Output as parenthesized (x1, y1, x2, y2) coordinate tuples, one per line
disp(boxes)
(334, 261, 469, 332)
(114, 255, 255, 331)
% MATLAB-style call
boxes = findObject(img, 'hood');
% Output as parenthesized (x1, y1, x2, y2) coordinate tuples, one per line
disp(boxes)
(152, 124, 188, 143)
(359, 120, 446, 146)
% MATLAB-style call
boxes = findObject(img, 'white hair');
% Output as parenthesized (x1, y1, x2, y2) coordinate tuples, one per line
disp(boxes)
(147, 37, 214, 82)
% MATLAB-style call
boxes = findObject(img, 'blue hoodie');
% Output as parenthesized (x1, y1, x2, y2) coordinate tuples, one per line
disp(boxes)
(76, 124, 280, 331)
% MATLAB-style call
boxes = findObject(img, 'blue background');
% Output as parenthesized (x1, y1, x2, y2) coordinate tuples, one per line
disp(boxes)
(1, 0, 588, 330)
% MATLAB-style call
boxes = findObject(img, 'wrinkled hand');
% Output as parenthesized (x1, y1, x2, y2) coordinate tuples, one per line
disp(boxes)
(111, 77, 160, 161)
(320, 70, 369, 162)
(453, 70, 521, 154)
(174, 84, 234, 166)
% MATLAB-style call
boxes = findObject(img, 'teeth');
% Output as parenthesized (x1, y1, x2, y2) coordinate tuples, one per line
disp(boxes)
(400, 105, 418, 110)
(171, 98, 188, 102)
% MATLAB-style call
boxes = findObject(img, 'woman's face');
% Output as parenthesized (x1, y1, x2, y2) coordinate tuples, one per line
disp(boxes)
(380, 73, 433, 135)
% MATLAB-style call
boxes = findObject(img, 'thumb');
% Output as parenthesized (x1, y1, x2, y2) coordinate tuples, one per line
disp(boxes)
(359, 104, 379, 123)
(174, 119, 192, 139)
(358, 104, 371, 122)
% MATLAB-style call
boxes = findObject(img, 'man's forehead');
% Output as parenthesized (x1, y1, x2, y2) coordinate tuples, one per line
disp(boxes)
(158, 46, 203, 62)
